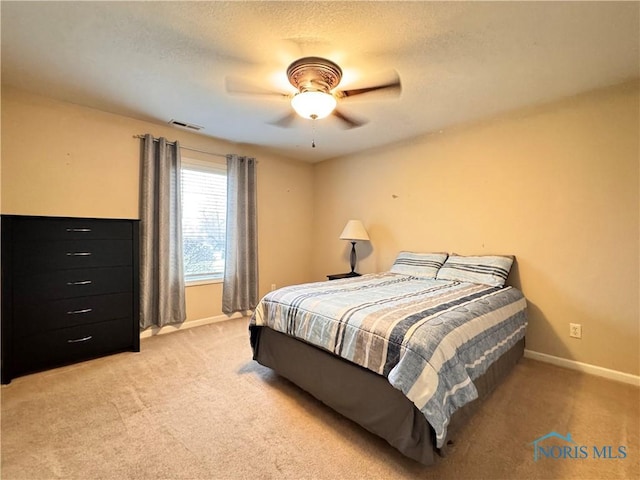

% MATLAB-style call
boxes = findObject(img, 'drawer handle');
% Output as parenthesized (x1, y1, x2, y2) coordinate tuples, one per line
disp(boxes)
(67, 280, 92, 286)
(67, 335, 93, 344)
(66, 252, 92, 256)
(66, 308, 93, 315)
(66, 228, 92, 232)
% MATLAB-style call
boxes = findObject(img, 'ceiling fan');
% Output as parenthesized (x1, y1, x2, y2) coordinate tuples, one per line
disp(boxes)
(225, 56, 402, 129)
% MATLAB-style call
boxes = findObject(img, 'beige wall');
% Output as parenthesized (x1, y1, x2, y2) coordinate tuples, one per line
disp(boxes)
(3, 82, 638, 376)
(1, 87, 314, 322)
(313, 81, 639, 376)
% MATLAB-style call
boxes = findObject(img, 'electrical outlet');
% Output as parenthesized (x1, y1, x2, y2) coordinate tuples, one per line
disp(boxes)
(271, 283, 276, 291)
(569, 323, 582, 339)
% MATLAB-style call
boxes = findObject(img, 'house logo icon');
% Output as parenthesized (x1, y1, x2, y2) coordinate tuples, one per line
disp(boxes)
(530, 432, 575, 462)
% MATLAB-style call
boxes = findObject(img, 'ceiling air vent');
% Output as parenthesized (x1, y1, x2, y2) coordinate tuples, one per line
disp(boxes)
(168, 119, 204, 131)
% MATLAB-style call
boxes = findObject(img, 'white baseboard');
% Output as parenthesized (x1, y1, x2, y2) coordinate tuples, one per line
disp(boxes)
(140, 311, 252, 339)
(524, 349, 640, 387)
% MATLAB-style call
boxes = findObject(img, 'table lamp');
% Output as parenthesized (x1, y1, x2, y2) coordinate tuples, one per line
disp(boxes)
(339, 220, 370, 273)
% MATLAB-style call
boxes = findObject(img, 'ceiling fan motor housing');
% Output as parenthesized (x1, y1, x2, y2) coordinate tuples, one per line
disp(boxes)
(287, 57, 343, 94)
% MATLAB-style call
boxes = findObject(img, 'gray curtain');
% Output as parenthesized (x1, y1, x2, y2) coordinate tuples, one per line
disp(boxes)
(139, 134, 186, 329)
(222, 154, 258, 314)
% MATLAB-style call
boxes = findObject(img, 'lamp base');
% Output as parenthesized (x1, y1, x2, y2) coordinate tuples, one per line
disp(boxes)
(349, 241, 357, 273)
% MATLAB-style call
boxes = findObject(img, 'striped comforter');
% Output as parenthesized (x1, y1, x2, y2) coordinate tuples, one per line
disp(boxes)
(250, 272, 527, 447)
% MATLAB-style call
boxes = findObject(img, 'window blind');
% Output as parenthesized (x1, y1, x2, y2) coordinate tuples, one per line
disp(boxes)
(180, 160, 227, 281)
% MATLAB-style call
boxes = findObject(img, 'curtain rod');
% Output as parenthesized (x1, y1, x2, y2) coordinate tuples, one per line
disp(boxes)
(133, 135, 227, 158)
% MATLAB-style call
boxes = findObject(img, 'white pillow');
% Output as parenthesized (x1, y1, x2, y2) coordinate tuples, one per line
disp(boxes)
(390, 252, 448, 279)
(436, 255, 514, 287)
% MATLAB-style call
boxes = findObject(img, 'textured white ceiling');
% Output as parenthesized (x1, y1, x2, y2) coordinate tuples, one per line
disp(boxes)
(2, 1, 638, 162)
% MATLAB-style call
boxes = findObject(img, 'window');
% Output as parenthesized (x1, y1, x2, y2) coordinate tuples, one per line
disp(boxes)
(180, 158, 227, 284)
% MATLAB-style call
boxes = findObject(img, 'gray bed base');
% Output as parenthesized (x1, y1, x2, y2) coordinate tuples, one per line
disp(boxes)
(250, 325, 524, 465)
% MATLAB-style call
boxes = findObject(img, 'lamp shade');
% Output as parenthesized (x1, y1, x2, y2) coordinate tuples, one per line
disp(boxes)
(291, 91, 337, 120)
(339, 220, 369, 241)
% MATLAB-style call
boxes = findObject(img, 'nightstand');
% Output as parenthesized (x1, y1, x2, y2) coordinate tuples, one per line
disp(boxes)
(327, 272, 361, 280)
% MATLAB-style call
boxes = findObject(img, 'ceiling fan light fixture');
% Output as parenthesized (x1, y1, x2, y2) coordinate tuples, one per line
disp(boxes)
(291, 91, 337, 120)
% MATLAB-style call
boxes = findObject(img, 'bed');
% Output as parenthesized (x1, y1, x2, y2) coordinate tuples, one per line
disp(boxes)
(249, 252, 527, 465)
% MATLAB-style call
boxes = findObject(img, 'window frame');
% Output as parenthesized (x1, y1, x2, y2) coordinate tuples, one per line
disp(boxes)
(180, 157, 227, 286)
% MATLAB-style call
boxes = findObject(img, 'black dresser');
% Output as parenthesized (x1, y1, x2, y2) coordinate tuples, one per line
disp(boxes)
(1, 215, 140, 384)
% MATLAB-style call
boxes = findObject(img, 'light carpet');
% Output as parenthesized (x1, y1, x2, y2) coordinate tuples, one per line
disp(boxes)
(1, 317, 638, 479)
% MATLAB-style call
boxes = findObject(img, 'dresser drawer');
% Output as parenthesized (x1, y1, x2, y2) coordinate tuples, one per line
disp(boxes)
(12, 217, 132, 241)
(13, 317, 135, 376)
(13, 239, 132, 272)
(14, 266, 133, 302)
(14, 292, 133, 338)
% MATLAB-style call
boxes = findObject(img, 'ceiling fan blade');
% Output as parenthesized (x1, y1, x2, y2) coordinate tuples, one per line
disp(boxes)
(268, 111, 298, 128)
(332, 109, 367, 129)
(336, 72, 402, 99)
(225, 76, 290, 98)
